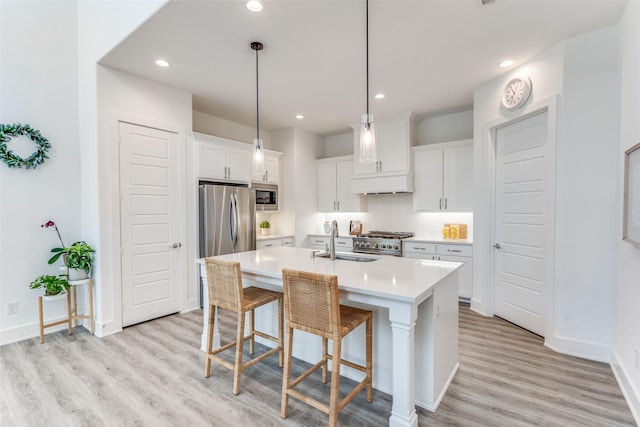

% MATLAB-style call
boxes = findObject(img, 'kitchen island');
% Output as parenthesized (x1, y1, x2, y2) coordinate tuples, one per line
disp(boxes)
(197, 247, 460, 427)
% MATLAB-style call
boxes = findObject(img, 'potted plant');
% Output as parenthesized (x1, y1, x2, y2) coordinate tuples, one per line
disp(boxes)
(29, 274, 70, 298)
(48, 241, 95, 281)
(259, 220, 271, 236)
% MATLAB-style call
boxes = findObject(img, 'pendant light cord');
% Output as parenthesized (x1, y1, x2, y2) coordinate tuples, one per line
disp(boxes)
(366, 0, 370, 118)
(255, 46, 260, 141)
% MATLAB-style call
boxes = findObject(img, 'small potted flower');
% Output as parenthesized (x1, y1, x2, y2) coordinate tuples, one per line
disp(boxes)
(259, 220, 271, 236)
(42, 221, 95, 281)
(29, 274, 70, 299)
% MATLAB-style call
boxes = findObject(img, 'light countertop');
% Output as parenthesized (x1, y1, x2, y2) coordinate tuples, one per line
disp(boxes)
(256, 234, 294, 241)
(198, 246, 461, 304)
(406, 237, 473, 245)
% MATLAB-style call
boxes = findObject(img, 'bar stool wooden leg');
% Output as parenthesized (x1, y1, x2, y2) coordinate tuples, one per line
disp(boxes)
(205, 305, 216, 377)
(233, 312, 246, 395)
(249, 309, 255, 354)
(38, 296, 44, 344)
(322, 337, 329, 383)
(328, 338, 342, 427)
(278, 298, 284, 367)
(281, 326, 294, 419)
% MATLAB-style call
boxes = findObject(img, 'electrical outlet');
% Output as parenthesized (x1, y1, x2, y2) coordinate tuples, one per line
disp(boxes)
(6, 302, 17, 315)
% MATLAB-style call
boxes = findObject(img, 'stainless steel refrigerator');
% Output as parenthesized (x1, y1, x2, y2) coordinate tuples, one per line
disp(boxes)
(199, 182, 256, 305)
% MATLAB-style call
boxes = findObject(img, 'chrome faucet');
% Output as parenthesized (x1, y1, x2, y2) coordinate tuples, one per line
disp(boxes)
(329, 220, 338, 260)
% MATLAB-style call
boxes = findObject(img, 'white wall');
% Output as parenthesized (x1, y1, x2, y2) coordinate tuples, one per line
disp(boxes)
(272, 128, 324, 247)
(613, 1, 640, 422)
(193, 110, 272, 148)
(0, 1, 80, 344)
(95, 66, 193, 335)
(473, 26, 620, 362)
(324, 133, 353, 158)
(418, 110, 473, 145)
(0, 0, 168, 344)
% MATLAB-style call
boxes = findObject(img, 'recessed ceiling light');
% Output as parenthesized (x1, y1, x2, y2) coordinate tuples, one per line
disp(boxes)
(295, 114, 304, 119)
(375, 93, 385, 99)
(246, 0, 263, 12)
(155, 59, 170, 67)
(498, 59, 514, 68)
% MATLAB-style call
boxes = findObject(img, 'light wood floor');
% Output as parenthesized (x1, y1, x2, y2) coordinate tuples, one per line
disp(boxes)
(0, 304, 635, 426)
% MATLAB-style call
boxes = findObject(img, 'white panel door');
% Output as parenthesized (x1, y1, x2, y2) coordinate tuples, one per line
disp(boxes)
(378, 119, 408, 173)
(336, 160, 355, 212)
(494, 112, 547, 336)
(225, 145, 251, 182)
(120, 122, 181, 327)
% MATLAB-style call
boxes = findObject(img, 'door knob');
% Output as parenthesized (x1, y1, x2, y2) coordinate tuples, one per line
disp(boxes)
(494, 243, 502, 249)
(170, 243, 182, 248)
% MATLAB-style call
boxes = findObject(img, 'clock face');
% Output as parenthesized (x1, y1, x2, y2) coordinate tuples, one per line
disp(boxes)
(502, 76, 532, 110)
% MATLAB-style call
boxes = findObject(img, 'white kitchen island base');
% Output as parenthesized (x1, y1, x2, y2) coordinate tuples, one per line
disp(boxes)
(198, 247, 460, 427)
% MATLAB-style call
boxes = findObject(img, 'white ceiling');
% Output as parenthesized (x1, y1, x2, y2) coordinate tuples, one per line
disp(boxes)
(100, 0, 626, 136)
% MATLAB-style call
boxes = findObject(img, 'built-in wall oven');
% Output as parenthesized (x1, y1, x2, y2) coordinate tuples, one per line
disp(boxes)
(253, 183, 278, 211)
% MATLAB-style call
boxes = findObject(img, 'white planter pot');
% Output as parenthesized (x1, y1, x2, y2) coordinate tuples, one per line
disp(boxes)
(67, 268, 89, 281)
(261, 228, 270, 236)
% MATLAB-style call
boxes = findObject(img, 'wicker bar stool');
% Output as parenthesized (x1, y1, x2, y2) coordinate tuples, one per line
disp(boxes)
(280, 269, 373, 426)
(204, 257, 284, 395)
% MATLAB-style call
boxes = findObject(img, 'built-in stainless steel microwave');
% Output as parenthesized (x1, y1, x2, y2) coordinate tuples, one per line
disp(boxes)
(253, 183, 278, 211)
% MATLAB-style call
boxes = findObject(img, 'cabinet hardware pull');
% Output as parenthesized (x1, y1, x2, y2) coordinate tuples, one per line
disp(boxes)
(445, 198, 448, 210)
(447, 249, 461, 253)
(337, 201, 340, 211)
(265, 244, 273, 247)
(265, 170, 268, 181)
(439, 198, 442, 210)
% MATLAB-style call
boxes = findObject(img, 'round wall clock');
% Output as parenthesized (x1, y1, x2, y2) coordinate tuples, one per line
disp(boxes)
(501, 76, 532, 110)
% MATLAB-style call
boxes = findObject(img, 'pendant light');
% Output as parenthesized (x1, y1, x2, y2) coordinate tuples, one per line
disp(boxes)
(359, 0, 376, 164)
(251, 41, 265, 174)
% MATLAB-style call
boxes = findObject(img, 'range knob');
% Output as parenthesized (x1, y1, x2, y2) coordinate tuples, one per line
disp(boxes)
(394, 244, 399, 250)
(373, 243, 379, 249)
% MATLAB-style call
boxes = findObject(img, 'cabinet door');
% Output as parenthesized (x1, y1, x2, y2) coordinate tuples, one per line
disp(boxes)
(197, 142, 227, 180)
(253, 154, 279, 183)
(413, 149, 444, 211)
(226, 146, 252, 182)
(443, 146, 473, 212)
(439, 255, 472, 299)
(264, 156, 279, 183)
(317, 162, 337, 212)
(335, 160, 356, 212)
(378, 119, 409, 173)
(257, 239, 282, 249)
(309, 236, 329, 250)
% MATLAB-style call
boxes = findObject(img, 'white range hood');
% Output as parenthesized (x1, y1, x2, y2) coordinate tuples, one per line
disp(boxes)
(350, 171, 414, 194)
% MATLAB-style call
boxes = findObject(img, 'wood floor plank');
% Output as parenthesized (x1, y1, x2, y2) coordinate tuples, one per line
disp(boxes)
(0, 304, 635, 426)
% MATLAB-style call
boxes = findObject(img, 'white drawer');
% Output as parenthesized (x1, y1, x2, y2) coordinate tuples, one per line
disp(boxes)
(437, 244, 472, 257)
(257, 239, 280, 249)
(309, 236, 329, 246)
(282, 238, 294, 247)
(334, 237, 353, 249)
(403, 241, 437, 254)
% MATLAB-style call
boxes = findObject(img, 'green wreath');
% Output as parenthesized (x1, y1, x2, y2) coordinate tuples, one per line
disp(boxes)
(0, 123, 51, 169)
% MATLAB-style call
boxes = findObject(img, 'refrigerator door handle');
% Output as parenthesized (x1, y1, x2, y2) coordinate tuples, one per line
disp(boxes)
(230, 193, 240, 250)
(229, 193, 236, 250)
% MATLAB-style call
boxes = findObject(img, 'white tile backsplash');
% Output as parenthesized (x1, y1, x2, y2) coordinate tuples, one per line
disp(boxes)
(322, 193, 473, 240)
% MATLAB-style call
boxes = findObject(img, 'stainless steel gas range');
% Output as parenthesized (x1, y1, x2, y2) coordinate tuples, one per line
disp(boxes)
(352, 231, 414, 257)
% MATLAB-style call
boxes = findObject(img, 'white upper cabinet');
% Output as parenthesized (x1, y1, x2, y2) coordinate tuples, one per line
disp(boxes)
(252, 149, 283, 184)
(350, 112, 418, 194)
(317, 156, 367, 212)
(413, 140, 473, 212)
(193, 132, 252, 183)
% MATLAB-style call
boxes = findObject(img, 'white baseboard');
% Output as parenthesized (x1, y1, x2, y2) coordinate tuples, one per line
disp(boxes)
(611, 350, 640, 425)
(0, 316, 71, 346)
(544, 334, 611, 363)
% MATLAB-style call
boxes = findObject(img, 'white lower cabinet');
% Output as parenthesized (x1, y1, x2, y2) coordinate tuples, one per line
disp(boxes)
(257, 236, 294, 250)
(308, 235, 353, 251)
(403, 241, 473, 300)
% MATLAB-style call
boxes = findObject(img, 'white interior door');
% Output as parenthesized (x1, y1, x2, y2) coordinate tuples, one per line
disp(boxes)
(119, 122, 181, 327)
(494, 112, 547, 336)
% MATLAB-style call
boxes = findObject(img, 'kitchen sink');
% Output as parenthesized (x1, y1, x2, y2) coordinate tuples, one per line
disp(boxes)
(314, 253, 379, 262)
